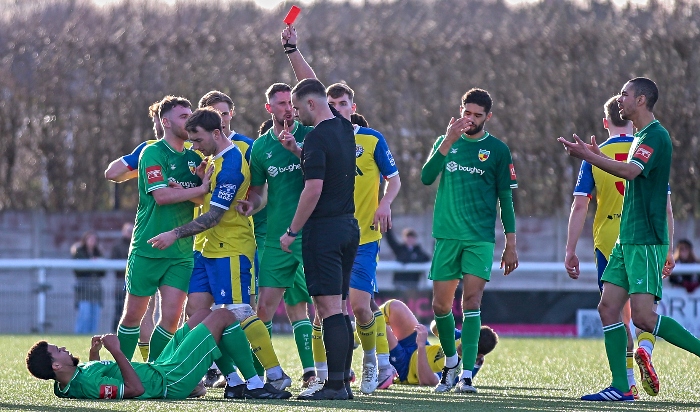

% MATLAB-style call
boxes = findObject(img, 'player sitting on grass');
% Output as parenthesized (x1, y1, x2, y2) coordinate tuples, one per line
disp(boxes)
(25, 308, 291, 400)
(380, 299, 498, 386)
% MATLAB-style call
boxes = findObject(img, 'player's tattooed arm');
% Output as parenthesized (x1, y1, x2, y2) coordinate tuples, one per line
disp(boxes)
(173, 206, 226, 239)
(147, 206, 225, 250)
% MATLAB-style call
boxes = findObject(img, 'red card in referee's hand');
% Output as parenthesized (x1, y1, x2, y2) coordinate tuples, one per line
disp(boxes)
(284, 5, 301, 25)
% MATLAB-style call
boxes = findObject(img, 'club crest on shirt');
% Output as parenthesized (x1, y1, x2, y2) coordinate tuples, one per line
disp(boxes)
(478, 149, 490, 162)
(356, 144, 364, 158)
(188, 161, 197, 175)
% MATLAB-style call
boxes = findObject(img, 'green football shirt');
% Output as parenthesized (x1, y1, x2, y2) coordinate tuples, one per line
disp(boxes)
(250, 121, 313, 247)
(422, 132, 517, 243)
(618, 120, 672, 245)
(131, 139, 203, 258)
(53, 360, 166, 399)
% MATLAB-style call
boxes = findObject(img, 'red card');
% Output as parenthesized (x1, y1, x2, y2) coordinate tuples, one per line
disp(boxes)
(284, 5, 301, 25)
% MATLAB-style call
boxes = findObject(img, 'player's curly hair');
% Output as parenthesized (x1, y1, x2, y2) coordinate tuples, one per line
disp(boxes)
(478, 326, 499, 355)
(462, 88, 492, 114)
(26, 341, 56, 380)
(158, 95, 191, 119)
(148, 100, 161, 120)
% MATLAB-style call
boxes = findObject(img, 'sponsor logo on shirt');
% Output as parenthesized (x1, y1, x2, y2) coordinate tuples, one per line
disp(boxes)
(188, 161, 197, 175)
(146, 166, 164, 184)
(478, 149, 490, 162)
(217, 183, 237, 201)
(510, 164, 517, 180)
(100, 384, 118, 399)
(633, 144, 654, 163)
(267, 163, 301, 177)
(356, 144, 364, 158)
(167, 177, 199, 189)
(445, 161, 484, 175)
(386, 150, 396, 166)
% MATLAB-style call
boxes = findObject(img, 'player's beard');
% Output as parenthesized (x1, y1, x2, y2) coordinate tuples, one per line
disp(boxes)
(466, 120, 485, 136)
(72, 356, 80, 366)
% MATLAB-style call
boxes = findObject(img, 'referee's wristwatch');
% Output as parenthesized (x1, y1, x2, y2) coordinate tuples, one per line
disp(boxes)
(286, 227, 299, 237)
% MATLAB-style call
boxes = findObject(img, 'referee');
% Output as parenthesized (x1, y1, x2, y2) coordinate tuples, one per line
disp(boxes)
(279, 78, 359, 400)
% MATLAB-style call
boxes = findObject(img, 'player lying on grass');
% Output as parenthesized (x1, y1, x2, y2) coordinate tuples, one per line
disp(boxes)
(380, 299, 498, 386)
(25, 308, 291, 400)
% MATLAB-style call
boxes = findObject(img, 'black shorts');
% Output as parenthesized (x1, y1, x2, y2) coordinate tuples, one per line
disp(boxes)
(302, 215, 359, 298)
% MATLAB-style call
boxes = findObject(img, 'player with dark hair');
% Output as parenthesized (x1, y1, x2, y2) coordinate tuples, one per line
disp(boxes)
(422, 87, 518, 394)
(249, 82, 317, 387)
(26, 308, 291, 400)
(559, 77, 700, 402)
(565, 94, 672, 398)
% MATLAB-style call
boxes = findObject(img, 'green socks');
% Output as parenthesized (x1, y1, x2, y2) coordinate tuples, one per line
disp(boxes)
(292, 319, 315, 371)
(603, 322, 629, 392)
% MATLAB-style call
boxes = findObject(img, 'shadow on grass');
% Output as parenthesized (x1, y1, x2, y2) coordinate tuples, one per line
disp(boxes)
(0, 403, 106, 412)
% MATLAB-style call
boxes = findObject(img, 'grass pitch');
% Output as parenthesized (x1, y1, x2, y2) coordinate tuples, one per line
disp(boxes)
(2, 334, 700, 411)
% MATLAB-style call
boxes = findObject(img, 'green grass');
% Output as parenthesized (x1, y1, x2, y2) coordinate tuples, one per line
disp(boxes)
(2, 334, 700, 411)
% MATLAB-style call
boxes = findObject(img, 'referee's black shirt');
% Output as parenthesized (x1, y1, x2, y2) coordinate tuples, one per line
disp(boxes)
(300, 108, 356, 219)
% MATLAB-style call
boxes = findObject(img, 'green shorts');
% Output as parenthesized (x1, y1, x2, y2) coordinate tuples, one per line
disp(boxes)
(429, 239, 495, 282)
(601, 243, 667, 300)
(125, 253, 193, 297)
(156, 323, 222, 399)
(258, 243, 311, 305)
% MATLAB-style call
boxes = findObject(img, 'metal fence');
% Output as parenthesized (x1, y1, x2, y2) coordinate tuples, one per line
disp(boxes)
(2, 259, 699, 334)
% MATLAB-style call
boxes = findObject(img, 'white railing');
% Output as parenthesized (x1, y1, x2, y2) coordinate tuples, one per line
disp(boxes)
(2, 259, 699, 333)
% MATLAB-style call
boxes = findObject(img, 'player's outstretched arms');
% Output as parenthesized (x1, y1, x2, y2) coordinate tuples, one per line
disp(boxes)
(281, 25, 316, 81)
(559, 134, 640, 180)
(101, 335, 144, 399)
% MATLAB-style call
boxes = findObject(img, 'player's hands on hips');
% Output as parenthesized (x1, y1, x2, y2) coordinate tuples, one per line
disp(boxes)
(415, 324, 428, 347)
(564, 251, 580, 279)
(500, 243, 519, 275)
(373, 201, 392, 233)
(280, 233, 295, 253)
(663, 251, 675, 278)
(236, 199, 255, 216)
(101, 334, 121, 353)
(281, 24, 297, 46)
(147, 231, 177, 250)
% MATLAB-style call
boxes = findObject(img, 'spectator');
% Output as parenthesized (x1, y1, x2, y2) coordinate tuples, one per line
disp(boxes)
(384, 227, 431, 290)
(670, 239, 700, 293)
(110, 222, 133, 331)
(71, 231, 105, 334)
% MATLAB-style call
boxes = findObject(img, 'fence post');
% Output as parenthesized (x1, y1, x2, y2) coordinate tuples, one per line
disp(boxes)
(37, 267, 47, 333)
